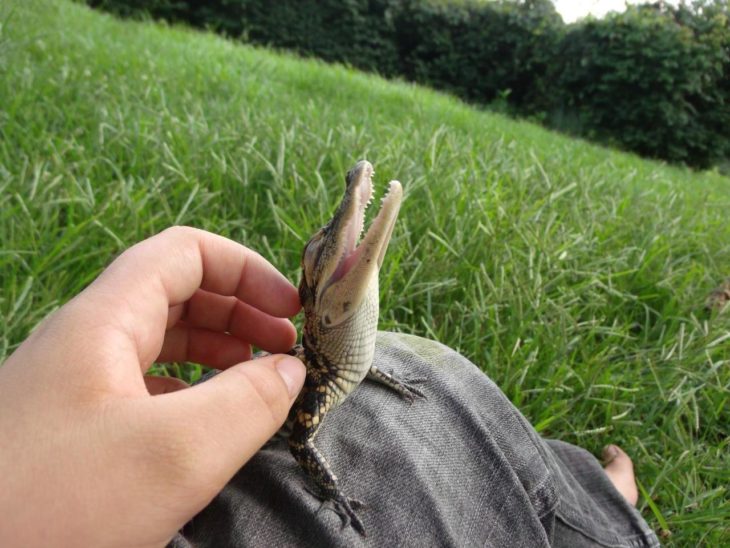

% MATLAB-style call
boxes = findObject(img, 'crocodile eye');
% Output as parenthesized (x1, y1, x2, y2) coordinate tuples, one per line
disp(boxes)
(302, 230, 325, 287)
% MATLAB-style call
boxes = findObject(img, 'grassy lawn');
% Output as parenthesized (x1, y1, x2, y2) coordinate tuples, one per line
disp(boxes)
(1, 0, 728, 543)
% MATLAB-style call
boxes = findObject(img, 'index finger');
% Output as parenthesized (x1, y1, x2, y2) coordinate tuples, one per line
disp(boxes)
(78, 227, 300, 367)
(99, 226, 301, 317)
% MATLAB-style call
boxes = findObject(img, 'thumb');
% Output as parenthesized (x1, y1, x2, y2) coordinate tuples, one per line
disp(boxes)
(144, 354, 305, 499)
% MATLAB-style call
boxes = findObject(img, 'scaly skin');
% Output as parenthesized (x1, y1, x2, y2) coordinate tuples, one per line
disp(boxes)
(288, 161, 424, 536)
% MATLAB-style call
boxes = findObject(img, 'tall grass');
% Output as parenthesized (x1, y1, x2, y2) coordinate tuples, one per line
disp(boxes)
(1, 0, 728, 543)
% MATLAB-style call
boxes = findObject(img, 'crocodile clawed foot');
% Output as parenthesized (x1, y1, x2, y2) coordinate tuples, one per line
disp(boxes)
(307, 484, 367, 536)
(316, 495, 367, 536)
(335, 495, 367, 536)
(399, 377, 428, 403)
(367, 366, 428, 403)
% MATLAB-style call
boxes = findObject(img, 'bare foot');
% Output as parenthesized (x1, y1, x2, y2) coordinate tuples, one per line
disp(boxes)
(602, 445, 638, 506)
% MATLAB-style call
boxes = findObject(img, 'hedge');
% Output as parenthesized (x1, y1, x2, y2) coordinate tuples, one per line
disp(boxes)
(86, 0, 730, 169)
(555, 2, 730, 167)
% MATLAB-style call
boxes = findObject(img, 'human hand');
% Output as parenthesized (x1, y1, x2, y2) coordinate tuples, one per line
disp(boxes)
(0, 227, 305, 547)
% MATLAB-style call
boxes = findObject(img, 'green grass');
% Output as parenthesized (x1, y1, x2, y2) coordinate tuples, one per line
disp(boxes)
(1, 0, 729, 543)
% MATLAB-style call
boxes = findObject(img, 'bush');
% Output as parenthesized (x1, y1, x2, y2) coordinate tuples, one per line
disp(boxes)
(554, 2, 730, 167)
(86, 0, 729, 168)
(242, 0, 402, 76)
(88, 0, 403, 75)
(86, 0, 564, 114)
(393, 0, 563, 115)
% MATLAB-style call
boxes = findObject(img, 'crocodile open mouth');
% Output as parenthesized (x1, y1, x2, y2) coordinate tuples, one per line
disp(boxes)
(329, 162, 402, 285)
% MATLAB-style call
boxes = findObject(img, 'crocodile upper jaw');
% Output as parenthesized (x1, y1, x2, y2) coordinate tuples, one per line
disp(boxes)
(300, 160, 402, 329)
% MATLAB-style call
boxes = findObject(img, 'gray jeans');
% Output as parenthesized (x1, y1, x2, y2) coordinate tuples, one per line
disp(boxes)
(170, 332, 659, 547)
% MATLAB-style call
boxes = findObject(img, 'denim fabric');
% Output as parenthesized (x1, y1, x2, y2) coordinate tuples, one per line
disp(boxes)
(170, 332, 659, 548)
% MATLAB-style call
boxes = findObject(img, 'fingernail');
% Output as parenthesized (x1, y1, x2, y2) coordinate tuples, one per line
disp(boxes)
(275, 356, 305, 398)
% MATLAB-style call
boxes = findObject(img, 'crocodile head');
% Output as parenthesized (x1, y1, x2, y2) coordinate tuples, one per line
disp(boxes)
(299, 160, 402, 385)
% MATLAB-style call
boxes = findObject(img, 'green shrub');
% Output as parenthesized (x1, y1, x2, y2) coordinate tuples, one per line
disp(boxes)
(393, 0, 563, 115)
(88, 0, 188, 19)
(88, 0, 403, 75)
(86, 0, 564, 112)
(240, 0, 402, 76)
(85, 0, 729, 169)
(554, 2, 730, 167)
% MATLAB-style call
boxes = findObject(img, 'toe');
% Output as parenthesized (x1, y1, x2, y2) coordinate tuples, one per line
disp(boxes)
(603, 444, 639, 506)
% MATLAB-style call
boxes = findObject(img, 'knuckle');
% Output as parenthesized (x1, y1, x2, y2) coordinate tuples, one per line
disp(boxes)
(161, 225, 197, 239)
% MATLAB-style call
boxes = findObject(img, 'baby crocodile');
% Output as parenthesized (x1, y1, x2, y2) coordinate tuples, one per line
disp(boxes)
(288, 160, 424, 536)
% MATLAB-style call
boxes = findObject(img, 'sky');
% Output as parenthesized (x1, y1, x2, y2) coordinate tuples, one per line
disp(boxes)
(552, 0, 681, 23)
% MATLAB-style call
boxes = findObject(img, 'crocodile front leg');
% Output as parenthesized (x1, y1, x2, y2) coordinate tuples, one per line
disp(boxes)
(289, 388, 366, 535)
